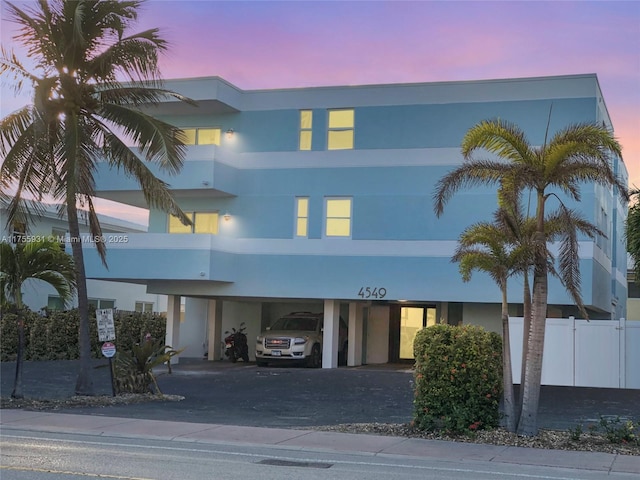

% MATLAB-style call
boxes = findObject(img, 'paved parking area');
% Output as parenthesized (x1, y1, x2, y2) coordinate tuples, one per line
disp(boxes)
(2, 359, 638, 430)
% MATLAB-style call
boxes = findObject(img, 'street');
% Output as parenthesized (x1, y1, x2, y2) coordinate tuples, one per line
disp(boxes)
(1, 429, 636, 480)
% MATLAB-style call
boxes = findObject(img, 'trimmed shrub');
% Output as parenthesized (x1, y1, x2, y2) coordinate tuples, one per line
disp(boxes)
(0, 309, 38, 361)
(413, 324, 502, 433)
(0, 308, 166, 361)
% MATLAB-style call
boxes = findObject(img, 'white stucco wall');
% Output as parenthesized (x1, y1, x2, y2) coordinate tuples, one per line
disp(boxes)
(627, 298, 640, 321)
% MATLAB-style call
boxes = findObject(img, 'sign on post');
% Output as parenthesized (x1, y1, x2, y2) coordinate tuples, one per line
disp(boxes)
(96, 308, 116, 342)
(101, 341, 116, 358)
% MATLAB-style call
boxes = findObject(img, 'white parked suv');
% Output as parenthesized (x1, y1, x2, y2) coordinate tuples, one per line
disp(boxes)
(255, 312, 347, 368)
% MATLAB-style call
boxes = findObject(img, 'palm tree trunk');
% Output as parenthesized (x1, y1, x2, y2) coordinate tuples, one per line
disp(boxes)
(500, 285, 516, 432)
(516, 271, 532, 422)
(68, 200, 95, 396)
(518, 238, 548, 436)
(11, 293, 25, 399)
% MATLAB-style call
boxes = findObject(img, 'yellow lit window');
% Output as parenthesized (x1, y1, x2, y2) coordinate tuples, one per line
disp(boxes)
(299, 110, 312, 150)
(325, 198, 351, 237)
(169, 212, 218, 234)
(198, 128, 221, 145)
(180, 129, 197, 145)
(194, 212, 219, 234)
(296, 197, 309, 237)
(179, 128, 221, 146)
(327, 109, 354, 150)
(168, 213, 194, 233)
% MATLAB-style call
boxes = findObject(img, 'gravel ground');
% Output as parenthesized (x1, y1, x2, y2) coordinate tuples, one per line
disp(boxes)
(2, 395, 638, 456)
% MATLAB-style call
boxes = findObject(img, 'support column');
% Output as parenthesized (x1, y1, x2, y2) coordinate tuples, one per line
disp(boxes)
(440, 302, 449, 324)
(207, 299, 223, 361)
(165, 295, 182, 364)
(322, 299, 340, 369)
(348, 302, 363, 367)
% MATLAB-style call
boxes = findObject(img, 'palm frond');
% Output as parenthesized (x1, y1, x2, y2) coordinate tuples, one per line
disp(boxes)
(461, 118, 536, 165)
(98, 102, 186, 174)
(98, 126, 190, 224)
(433, 160, 521, 216)
(0, 239, 76, 305)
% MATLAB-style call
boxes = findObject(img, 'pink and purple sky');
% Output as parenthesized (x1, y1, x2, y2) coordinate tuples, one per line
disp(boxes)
(1, 0, 639, 224)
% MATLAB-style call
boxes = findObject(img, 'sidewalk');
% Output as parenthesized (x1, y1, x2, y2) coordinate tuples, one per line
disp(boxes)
(1, 408, 638, 475)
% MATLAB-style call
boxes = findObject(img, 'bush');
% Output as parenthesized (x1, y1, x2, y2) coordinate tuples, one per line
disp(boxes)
(0, 309, 166, 361)
(0, 309, 38, 361)
(413, 324, 502, 434)
(113, 335, 182, 394)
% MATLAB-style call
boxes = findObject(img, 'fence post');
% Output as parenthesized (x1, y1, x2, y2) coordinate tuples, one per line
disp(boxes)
(618, 317, 626, 389)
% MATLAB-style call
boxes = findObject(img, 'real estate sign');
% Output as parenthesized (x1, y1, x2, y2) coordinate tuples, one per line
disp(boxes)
(96, 309, 116, 342)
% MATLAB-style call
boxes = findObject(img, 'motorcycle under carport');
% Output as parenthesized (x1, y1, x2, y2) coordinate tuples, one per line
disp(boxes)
(224, 323, 250, 362)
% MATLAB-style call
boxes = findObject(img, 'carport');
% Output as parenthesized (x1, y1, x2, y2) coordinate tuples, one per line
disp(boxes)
(164, 296, 391, 368)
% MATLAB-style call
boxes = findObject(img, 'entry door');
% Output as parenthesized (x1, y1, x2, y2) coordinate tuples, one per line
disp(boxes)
(400, 306, 436, 360)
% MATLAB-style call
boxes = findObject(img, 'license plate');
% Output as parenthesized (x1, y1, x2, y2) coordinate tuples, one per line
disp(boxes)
(271, 350, 281, 356)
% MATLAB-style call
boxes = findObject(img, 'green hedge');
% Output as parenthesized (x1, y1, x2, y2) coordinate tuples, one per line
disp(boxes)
(0, 308, 166, 361)
(413, 324, 503, 433)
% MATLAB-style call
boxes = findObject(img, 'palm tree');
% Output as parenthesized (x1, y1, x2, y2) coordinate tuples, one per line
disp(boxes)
(0, 0, 192, 395)
(0, 238, 76, 398)
(435, 119, 628, 435)
(627, 189, 640, 282)
(453, 219, 521, 432)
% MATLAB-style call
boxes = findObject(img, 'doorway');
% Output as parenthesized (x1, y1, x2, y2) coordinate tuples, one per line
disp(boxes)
(399, 306, 436, 360)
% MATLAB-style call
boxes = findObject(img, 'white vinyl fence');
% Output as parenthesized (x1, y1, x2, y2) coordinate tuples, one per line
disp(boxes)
(509, 317, 640, 389)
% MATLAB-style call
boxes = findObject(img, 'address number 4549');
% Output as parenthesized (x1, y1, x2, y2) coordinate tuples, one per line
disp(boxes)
(358, 287, 386, 299)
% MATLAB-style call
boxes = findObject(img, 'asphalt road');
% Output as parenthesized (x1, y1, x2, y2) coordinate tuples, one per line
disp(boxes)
(4, 428, 637, 480)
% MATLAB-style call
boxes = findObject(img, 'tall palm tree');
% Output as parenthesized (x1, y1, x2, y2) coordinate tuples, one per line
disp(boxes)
(0, 0, 192, 395)
(435, 119, 627, 435)
(0, 238, 76, 398)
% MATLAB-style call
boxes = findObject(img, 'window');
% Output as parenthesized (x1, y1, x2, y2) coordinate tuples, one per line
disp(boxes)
(11, 222, 26, 243)
(327, 109, 354, 150)
(197, 128, 221, 145)
(89, 299, 115, 310)
(169, 213, 194, 233)
(168, 212, 219, 234)
(299, 110, 312, 150)
(180, 127, 221, 146)
(47, 295, 66, 311)
(295, 197, 309, 237)
(52, 227, 67, 251)
(193, 212, 218, 234)
(135, 301, 154, 313)
(325, 198, 352, 237)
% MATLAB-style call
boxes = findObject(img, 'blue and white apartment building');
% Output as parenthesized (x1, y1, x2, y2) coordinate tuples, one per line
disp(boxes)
(88, 73, 628, 367)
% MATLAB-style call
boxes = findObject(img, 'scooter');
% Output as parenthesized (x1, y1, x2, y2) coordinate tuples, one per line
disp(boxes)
(224, 323, 250, 363)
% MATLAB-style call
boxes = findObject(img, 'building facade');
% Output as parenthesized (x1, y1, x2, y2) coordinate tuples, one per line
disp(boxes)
(86, 74, 629, 366)
(1, 202, 167, 314)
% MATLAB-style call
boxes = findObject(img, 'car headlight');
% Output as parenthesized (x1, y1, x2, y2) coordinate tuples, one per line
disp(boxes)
(294, 336, 309, 345)
(256, 336, 263, 344)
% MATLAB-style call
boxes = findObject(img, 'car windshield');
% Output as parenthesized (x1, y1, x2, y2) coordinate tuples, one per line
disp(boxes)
(270, 317, 319, 331)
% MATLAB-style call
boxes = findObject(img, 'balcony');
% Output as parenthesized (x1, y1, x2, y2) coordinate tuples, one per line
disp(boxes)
(82, 233, 235, 283)
(94, 145, 238, 208)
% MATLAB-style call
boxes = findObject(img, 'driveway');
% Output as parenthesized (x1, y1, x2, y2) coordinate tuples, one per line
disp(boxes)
(1, 359, 638, 430)
(1, 359, 415, 428)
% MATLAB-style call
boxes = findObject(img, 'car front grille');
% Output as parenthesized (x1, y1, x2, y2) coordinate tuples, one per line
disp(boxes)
(265, 337, 291, 349)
